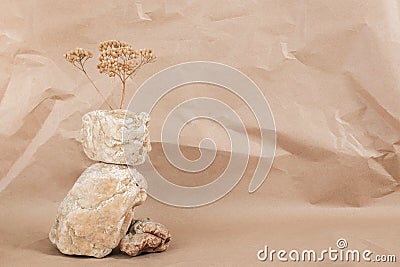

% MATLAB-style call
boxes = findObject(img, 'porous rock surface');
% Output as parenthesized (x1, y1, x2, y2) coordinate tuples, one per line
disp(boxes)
(80, 110, 151, 166)
(49, 163, 147, 258)
(120, 218, 171, 256)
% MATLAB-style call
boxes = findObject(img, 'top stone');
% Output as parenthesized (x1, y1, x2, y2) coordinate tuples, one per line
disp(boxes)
(80, 109, 151, 165)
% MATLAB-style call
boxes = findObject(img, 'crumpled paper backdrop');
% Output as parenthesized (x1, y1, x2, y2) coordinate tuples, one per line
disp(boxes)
(0, 0, 399, 266)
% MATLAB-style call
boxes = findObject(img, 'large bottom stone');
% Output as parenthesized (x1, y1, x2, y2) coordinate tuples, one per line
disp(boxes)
(49, 163, 147, 258)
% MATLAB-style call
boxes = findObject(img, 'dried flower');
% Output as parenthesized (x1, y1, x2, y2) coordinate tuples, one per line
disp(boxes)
(97, 40, 157, 108)
(64, 40, 156, 109)
(64, 47, 112, 109)
(64, 48, 93, 67)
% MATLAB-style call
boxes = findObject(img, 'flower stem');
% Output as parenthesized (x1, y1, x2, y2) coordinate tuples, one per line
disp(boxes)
(80, 65, 113, 109)
(120, 79, 126, 109)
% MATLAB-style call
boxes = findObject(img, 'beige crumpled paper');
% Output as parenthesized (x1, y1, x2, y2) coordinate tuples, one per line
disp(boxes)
(0, 1, 399, 266)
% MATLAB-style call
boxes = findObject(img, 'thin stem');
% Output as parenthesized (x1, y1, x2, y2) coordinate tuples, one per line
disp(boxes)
(79, 61, 113, 109)
(120, 79, 126, 109)
(121, 57, 146, 107)
(72, 62, 84, 72)
(127, 58, 144, 79)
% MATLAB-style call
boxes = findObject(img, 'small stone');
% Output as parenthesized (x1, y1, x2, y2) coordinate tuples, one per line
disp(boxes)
(120, 218, 171, 256)
(80, 109, 151, 165)
(49, 163, 147, 258)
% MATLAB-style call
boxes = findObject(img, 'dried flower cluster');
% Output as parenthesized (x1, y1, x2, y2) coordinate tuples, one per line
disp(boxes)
(97, 40, 156, 78)
(64, 48, 93, 69)
(97, 40, 156, 108)
(64, 40, 157, 109)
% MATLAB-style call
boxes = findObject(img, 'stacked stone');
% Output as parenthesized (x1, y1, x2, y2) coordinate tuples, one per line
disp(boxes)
(49, 110, 170, 258)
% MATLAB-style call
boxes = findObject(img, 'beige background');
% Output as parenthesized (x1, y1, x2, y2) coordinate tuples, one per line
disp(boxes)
(1, 0, 400, 266)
